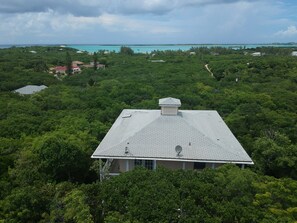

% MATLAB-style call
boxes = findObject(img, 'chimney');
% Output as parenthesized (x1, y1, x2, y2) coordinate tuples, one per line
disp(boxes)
(159, 97, 181, 116)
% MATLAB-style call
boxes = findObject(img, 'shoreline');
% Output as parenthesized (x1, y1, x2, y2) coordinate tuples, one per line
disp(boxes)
(1, 43, 297, 53)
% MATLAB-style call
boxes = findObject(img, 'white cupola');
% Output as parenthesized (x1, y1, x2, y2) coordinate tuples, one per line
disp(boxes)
(159, 97, 181, 116)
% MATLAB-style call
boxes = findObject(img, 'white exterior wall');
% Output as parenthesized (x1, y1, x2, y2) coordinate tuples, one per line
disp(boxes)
(112, 159, 225, 173)
(118, 159, 134, 172)
(157, 160, 194, 170)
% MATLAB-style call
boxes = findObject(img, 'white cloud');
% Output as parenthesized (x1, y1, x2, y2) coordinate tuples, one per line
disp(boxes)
(0, 0, 296, 44)
(275, 25, 297, 37)
(150, 27, 180, 34)
(0, 0, 259, 16)
(0, 10, 180, 44)
(46, 12, 180, 34)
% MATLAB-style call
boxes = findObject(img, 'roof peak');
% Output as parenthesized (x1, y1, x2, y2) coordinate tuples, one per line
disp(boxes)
(159, 97, 181, 107)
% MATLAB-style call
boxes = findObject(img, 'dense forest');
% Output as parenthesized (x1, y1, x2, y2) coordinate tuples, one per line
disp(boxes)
(0, 46, 297, 222)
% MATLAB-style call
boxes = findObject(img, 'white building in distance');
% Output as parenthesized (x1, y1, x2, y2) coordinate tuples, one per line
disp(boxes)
(14, 85, 48, 95)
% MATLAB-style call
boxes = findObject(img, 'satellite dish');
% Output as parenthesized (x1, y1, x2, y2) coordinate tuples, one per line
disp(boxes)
(175, 145, 182, 156)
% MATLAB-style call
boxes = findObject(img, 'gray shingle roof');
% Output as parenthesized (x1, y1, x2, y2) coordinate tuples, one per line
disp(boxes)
(92, 108, 253, 164)
(14, 85, 47, 95)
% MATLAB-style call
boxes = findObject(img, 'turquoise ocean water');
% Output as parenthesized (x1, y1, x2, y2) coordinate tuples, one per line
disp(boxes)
(69, 44, 297, 53)
(1, 44, 296, 53)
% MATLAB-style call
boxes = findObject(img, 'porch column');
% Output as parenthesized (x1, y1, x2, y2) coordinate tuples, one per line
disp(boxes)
(211, 163, 215, 169)
(125, 160, 129, 171)
(153, 160, 157, 170)
(182, 162, 186, 170)
(241, 164, 245, 169)
(99, 159, 102, 182)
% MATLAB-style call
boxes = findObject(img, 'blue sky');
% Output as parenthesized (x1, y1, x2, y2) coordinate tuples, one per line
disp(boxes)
(0, 0, 297, 44)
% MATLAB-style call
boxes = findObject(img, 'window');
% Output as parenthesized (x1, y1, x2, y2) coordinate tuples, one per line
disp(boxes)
(194, 162, 206, 170)
(134, 160, 154, 170)
(134, 160, 143, 167)
(144, 160, 154, 170)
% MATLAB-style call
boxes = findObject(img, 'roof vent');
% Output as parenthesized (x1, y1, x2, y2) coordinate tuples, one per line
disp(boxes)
(122, 114, 132, 118)
(159, 97, 181, 116)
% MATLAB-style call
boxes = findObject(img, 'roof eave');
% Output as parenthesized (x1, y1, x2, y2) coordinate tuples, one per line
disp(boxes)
(91, 155, 254, 165)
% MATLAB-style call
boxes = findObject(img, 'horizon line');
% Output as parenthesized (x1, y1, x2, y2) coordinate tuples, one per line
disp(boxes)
(1, 42, 297, 46)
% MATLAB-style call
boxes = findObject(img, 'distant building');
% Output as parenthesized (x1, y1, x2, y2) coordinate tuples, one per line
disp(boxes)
(150, 60, 165, 63)
(54, 66, 67, 74)
(291, 51, 297, 56)
(84, 62, 106, 69)
(29, 50, 37, 54)
(189, 52, 196, 55)
(72, 66, 81, 73)
(53, 66, 81, 74)
(210, 52, 219, 56)
(97, 64, 106, 69)
(92, 97, 253, 179)
(72, 61, 84, 67)
(251, 52, 261, 56)
(14, 85, 47, 95)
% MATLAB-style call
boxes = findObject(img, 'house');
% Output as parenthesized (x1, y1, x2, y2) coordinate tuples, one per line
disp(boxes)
(83, 62, 106, 69)
(251, 52, 261, 56)
(72, 61, 84, 67)
(97, 64, 106, 69)
(14, 85, 47, 95)
(292, 51, 297, 56)
(72, 66, 81, 73)
(92, 97, 253, 179)
(54, 66, 67, 74)
(53, 66, 81, 74)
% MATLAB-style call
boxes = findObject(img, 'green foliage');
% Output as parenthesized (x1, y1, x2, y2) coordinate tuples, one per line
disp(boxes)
(102, 168, 180, 222)
(66, 52, 72, 75)
(252, 133, 297, 179)
(8, 145, 47, 186)
(88, 78, 95, 86)
(63, 189, 93, 223)
(0, 45, 297, 222)
(99, 166, 296, 222)
(35, 132, 92, 182)
(253, 177, 297, 222)
(93, 52, 98, 70)
(0, 185, 54, 223)
(120, 46, 134, 55)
